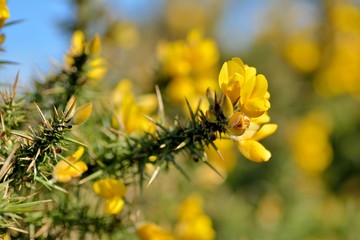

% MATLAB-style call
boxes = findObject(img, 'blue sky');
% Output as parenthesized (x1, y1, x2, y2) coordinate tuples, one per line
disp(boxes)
(1, 1, 71, 85)
(1, 0, 269, 86)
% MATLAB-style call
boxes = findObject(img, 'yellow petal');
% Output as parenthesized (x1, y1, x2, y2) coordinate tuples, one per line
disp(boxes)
(226, 80, 241, 105)
(72, 102, 92, 125)
(136, 223, 175, 240)
(104, 196, 125, 215)
(72, 146, 85, 161)
(67, 161, 88, 178)
(111, 79, 133, 105)
(218, 62, 229, 86)
(87, 57, 107, 80)
(71, 31, 85, 55)
(53, 160, 87, 182)
(251, 124, 278, 141)
(137, 94, 158, 113)
(219, 58, 245, 87)
(244, 66, 257, 79)
(86, 65, 107, 80)
(0, 2, 10, 28)
(252, 74, 268, 98)
(251, 113, 271, 124)
(240, 76, 256, 105)
(88, 34, 101, 55)
(53, 161, 73, 183)
(93, 178, 127, 199)
(238, 140, 271, 162)
(229, 58, 245, 75)
(243, 98, 271, 118)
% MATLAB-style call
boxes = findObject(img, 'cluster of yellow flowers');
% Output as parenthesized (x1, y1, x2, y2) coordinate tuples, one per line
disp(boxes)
(64, 31, 107, 82)
(0, 0, 9, 47)
(0, 0, 9, 28)
(157, 29, 219, 107)
(206, 58, 277, 163)
(284, 2, 360, 98)
(314, 2, 360, 97)
(111, 79, 158, 134)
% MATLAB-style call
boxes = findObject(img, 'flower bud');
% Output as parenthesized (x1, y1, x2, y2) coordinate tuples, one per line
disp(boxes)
(72, 102, 92, 125)
(88, 34, 101, 55)
(221, 94, 233, 119)
(228, 112, 250, 136)
(64, 96, 77, 121)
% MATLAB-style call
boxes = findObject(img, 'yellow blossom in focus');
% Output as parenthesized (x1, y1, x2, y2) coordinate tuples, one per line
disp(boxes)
(93, 178, 127, 215)
(290, 111, 333, 175)
(218, 58, 270, 118)
(174, 194, 215, 240)
(0, 0, 10, 28)
(112, 79, 157, 134)
(206, 58, 275, 163)
(136, 223, 175, 240)
(53, 147, 87, 183)
(237, 116, 278, 163)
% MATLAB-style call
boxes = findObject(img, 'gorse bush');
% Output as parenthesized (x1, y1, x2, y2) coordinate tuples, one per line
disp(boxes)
(3, 1, 360, 239)
(0, 2, 276, 239)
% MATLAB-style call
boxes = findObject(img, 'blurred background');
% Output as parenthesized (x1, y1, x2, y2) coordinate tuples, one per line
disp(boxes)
(2, 0, 360, 239)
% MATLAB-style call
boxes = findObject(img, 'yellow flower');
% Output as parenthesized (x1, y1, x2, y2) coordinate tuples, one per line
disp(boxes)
(136, 223, 175, 240)
(64, 31, 107, 82)
(174, 194, 216, 240)
(158, 29, 219, 78)
(53, 147, 88, 183)
(290, 111, 333, 175)
(86, 57, 107, 81)
(313, 3, 360, 97)
(284, 34, 320, 73)
(70, 30, 85, 55)
(87, 34, 101, 55)
(157, 29, 219, 108)
(218, 58, 270, 118)
(112, 79, 157, 134)
(93, 178, 127, 215)
(0, 0, 10, 28)
(237, 119, 278, 163)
